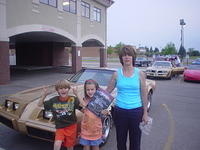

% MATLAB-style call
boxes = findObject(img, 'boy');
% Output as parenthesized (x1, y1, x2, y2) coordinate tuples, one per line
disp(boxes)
(38, 79, 80, 150)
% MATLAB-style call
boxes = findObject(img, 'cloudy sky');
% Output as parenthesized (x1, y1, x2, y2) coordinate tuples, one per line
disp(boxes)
(107, 0, 200, 51)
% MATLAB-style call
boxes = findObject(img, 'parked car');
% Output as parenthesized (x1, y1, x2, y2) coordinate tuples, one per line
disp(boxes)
(191, 58, 200, 65)
(146, 61, 184, 79)
(183, 65, 200, 82)
(135, 57, 151, 67)
(0, 68, 156, 144)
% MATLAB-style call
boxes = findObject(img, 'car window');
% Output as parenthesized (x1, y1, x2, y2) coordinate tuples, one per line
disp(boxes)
(69, 69, 114, 86)
(136, 57, 146, 61)
(153, 61, 171, 67)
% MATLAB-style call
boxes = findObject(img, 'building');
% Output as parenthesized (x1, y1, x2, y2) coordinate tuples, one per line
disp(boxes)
(0, 0, 114, 84)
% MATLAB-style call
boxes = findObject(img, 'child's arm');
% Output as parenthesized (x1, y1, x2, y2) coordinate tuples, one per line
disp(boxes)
(72, 86, 86, 108)
(38, 86, 48, 107)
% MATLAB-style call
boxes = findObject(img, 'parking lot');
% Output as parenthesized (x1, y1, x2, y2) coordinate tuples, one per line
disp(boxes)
(0, 63, 200, 150)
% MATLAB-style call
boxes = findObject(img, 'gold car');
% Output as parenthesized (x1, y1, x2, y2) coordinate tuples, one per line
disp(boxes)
(146, 61, 184, 79)
(0, 68, 156, 144)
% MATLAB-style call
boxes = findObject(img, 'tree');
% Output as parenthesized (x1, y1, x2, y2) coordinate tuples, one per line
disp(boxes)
(107, 45, 114, 57)
(187, 48, 200, 56)
(191, 50, 200, 56)
(114, 42, 125, 54)
(161, 42, 177, 55)
(154, 47, 159, 54)
(178, 45, 186, 61)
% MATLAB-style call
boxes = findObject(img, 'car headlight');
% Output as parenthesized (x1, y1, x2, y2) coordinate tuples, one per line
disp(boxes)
(43, 110, 53, 119)
(5, 100, 13, 108)
(13, 102, 20, 110)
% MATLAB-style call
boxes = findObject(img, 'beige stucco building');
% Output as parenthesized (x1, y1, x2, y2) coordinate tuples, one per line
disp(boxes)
(0, 0, 113, 84)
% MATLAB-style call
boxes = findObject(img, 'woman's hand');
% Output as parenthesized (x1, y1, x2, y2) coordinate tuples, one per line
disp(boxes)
(142, 111, 149, 124)
(101, 109, 110, 115)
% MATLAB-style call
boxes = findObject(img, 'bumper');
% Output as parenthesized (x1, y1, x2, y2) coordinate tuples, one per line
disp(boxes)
(0, 110, 19, 130)
(146, 72, 169, 78)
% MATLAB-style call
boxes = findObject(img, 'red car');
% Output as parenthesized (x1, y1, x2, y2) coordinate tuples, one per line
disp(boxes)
(183, 65, 200, 82)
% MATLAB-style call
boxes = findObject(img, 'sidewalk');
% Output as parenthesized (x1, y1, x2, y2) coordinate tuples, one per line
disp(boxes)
(0, 66, 74, 98)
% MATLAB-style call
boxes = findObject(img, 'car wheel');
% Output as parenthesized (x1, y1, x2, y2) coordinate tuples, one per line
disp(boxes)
(101, 115, 112, 145)
(147, 91, 153, 112)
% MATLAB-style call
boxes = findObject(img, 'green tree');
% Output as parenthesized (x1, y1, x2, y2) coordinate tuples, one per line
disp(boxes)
(161, 42, 177, 55)
(178, 45, 186, 61)
(187, 48, 195, 56)
(187, 48, 200, 56)
(115, 42, 125, 54)
(191, 50, 200, 56)
(154, 47, 159, 54)
(145, 46, 150, 57)
(107, 45, 114, 57)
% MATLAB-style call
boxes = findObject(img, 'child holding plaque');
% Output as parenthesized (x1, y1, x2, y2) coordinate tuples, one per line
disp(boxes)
(75, 79, 109, 150)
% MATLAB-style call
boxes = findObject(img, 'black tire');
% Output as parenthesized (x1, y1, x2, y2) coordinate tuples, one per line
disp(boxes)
(101, 115, 112, 145)
(147, 91, 153, 112)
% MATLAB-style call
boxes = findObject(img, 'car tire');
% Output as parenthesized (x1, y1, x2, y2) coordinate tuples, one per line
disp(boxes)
(101, 115, 112, 145)
(147, 91, 153, 112)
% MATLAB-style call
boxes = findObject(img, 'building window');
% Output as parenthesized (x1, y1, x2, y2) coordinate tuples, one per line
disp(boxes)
(81, 1, 90, 18)
(63, 0, 77, 14)
(40, 0, 57, 7)
(93, 7, 101, 22)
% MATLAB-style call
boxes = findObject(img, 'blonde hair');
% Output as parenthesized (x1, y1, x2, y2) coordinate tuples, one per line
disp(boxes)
(55, 79, 71, 91)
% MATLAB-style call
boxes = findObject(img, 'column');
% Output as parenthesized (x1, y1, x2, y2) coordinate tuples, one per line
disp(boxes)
(0, 0, 10, 84)
(72, 46, 82, 73)
(100, 47, 107, 67)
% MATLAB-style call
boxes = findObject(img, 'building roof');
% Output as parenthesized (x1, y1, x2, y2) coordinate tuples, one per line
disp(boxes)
(93, 0, 114, 7)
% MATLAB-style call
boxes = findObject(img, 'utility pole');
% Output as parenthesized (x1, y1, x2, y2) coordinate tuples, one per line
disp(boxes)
(179, 19, 186, 62)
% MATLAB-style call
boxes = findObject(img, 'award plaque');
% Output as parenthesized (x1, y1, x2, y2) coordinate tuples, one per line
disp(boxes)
(86, 88, 114, 118)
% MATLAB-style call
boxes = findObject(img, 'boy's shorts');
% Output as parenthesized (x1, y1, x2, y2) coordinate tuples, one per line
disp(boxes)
(55, 123, 77, 147)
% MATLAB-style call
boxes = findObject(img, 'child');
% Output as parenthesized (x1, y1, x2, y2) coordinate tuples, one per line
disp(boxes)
(77, 79, 109, 150)
(38, 79, 81, 150)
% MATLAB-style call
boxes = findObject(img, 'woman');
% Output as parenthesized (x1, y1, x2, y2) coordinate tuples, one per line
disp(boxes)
(106, 45, 149, 150)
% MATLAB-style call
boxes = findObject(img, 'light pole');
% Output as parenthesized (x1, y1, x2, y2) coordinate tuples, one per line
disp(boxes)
(179, 19, 186, 62)
(180, 19, 186, 48)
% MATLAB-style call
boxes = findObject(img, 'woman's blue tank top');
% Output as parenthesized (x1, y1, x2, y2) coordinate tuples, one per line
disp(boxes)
(115, 67, 142, 109)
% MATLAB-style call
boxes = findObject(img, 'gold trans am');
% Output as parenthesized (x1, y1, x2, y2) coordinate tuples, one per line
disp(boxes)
(0, 68, 156, 144)
(146, 61, 184, 79)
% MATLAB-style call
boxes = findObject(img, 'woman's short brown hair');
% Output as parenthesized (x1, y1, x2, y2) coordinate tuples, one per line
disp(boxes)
(55, 79, 71, 91)
(119, 45, 137, 66)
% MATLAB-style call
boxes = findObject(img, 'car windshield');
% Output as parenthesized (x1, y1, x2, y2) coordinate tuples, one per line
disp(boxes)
(187, 65, 200, 70)
(136, 57, 146, 61)
(153, 61, 171, 67)
(69, 69, 114, 86)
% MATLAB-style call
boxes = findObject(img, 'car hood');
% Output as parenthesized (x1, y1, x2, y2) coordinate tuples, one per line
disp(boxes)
(147, 66, 171, 71)
(184, 70, 200, 77)
(6, 82, 83, 104)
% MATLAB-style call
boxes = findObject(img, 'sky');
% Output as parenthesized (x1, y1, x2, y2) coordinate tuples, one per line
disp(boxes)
(107, 0, 200, 51)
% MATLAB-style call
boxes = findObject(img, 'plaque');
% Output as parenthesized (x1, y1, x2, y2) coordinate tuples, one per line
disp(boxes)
(86, 88, 114, 118)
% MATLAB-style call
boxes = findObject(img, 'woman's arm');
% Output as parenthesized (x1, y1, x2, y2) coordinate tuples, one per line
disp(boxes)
(106, 72, 117, 93)
(140, 71, 149, 123)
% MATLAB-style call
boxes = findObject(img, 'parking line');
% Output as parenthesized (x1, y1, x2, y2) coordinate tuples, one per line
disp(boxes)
(162, 104, 175, 150)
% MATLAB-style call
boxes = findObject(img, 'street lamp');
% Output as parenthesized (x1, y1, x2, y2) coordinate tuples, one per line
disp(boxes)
(180, 19, 186, 48)
(179, 19, 186, 61)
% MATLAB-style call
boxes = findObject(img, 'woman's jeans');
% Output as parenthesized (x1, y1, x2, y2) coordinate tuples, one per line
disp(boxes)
(113, 106, 143, 150)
